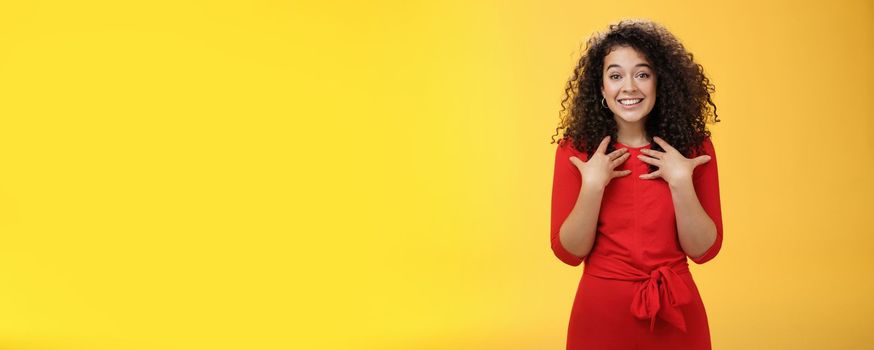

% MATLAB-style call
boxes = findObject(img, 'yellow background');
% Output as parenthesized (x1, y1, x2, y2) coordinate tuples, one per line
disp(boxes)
(0, 0, 871, 349)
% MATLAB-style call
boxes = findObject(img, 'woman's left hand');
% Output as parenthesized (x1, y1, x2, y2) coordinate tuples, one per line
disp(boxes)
(637, 136, 711, 186)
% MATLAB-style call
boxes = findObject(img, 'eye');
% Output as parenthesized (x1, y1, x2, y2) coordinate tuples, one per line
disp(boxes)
(609, 74, 621, 80)
(637, 72, 651, 79)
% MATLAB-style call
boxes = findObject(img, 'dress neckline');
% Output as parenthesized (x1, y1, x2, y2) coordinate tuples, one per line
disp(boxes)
(616, 141, 652, 150)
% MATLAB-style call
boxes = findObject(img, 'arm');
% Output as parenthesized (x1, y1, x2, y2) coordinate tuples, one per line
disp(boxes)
(550, 140, 604, 266)
(670, 137, 724, 264)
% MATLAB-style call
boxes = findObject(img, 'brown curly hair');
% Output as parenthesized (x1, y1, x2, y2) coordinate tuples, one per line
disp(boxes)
(551, 19, 720, 173)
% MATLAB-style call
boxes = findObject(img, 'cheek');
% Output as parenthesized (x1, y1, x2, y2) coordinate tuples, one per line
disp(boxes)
(603, 82, 619, 95)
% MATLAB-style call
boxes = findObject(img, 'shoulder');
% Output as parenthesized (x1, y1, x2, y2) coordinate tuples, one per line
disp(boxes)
(692, 135, 719, 180)
(556, 137, 588, 161)
(692, 135, 716, 157)
(703, 135, 717, 154)
(557, 137, 587, 159)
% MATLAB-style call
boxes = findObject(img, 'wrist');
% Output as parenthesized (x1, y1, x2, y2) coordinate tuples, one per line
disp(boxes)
(668, 177, 694, 191)
(582, 181, 606, 193)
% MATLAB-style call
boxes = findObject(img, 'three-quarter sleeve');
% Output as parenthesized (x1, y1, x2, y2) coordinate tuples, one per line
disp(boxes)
(550, 139, 586, 266)
(688, 136, 724, 264)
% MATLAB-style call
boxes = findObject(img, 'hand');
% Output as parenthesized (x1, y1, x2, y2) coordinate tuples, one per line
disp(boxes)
(636, 136, 711, 186)
(569, 135, 632, 189)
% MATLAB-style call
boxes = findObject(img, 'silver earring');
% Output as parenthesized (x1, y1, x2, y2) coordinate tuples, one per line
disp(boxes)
(601, 97, 608, 108)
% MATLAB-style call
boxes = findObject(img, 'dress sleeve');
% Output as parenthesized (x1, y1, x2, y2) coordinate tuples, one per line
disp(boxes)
(688, 136, 724, 264)
(550, 139, 586, 267)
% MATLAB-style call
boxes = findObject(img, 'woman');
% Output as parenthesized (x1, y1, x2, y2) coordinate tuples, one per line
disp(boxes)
(549, 19, 724, 349)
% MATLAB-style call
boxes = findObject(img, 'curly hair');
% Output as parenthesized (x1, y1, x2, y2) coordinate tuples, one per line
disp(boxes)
(551, 19, 720, 173)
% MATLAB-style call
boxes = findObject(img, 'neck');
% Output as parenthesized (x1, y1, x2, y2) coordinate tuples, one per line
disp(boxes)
(615, 117, 650, 146)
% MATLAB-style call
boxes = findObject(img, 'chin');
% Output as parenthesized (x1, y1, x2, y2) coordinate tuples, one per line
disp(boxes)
(615, 113, 649, 123)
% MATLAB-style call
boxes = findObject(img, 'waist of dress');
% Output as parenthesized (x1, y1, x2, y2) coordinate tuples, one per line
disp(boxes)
(583, 254, 690, 280)
(583, 254, 694, 333)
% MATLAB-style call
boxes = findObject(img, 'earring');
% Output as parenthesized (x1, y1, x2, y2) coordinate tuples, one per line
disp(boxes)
(601, 97, 608, 108)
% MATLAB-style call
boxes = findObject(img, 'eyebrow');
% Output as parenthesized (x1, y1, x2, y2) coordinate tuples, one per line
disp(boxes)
(606, 63, 653, 70)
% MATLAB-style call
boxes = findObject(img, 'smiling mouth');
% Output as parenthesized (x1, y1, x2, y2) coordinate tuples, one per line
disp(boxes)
(618, 98, 643, 107)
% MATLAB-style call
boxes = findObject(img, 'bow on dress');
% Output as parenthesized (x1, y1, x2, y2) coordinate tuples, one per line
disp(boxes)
(630, 265, 693, 332)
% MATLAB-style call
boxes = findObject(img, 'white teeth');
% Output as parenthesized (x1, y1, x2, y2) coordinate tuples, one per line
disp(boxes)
(619, 98, 642, 105)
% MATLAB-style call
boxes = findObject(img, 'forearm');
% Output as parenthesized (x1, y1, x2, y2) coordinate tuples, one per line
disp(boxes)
(558, 183, 605, 258)
(670, 178, 717, 258)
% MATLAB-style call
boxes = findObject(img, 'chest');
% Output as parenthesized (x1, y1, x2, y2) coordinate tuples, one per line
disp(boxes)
(599, 155, 676, 225)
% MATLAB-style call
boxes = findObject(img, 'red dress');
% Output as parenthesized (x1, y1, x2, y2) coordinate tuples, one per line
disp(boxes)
(550, 136, 723, 350)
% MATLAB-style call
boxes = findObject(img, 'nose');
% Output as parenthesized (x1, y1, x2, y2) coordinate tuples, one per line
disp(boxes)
(622, 78, 638, 93)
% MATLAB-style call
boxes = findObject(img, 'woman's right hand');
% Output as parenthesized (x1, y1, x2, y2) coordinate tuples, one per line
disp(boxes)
(568, 135, 632, 189)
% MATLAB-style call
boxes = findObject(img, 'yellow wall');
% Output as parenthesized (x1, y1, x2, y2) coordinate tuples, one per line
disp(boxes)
(0, 1, 871, 349)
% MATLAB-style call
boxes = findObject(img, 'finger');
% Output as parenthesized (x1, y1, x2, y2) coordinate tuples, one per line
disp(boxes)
(639, 170, 661, 180)
(652, 136, 676, 152)
(639, 148, 664, 159)
(612, 152, 631, 167)
(694, 155, 712, 166)
(612, 169, 632, 178)
(568, 156, 585, 168)
(608, 147, 628, 160)
(596, 135, 611, 154)
(636, 154, 661, 166)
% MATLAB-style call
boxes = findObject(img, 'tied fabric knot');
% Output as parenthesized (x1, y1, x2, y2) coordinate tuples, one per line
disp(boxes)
(630, 265, 693, 332)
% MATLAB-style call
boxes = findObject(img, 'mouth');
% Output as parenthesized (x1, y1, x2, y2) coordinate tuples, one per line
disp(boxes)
(617, 98, 643, 108)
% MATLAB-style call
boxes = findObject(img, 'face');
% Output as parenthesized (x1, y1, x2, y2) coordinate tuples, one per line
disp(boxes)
(600, 45, 657, 125)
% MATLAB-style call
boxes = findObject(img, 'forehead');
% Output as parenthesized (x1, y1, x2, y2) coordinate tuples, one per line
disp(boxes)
(604, 46, 652, 69)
